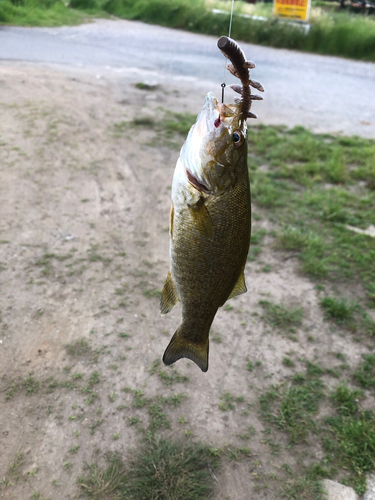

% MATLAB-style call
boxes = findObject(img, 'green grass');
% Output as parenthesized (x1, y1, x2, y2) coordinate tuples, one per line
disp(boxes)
(353, 354, 375, 390)
(247, 125, 375, 293)
(259, 358, 375, 495)
(324, 411, 375, 494)
(0, 0, 96, 26)
(320, 297, 357, 325)
(65, 338, 92, 357)
(330, 382, 362, 416)
(260, 377, 324, 443)
(78, 437, 218, 500)
(259, 300, 303, 329)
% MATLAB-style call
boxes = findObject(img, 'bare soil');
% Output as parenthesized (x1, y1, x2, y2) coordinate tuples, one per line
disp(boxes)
(0, 61, 372, 500)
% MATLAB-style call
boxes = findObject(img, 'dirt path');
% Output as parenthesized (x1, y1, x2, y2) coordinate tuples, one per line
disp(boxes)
(0, 61, 372, 500)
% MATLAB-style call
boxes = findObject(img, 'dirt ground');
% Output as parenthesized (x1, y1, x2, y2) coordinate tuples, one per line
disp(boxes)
(0, 61, 372, 500)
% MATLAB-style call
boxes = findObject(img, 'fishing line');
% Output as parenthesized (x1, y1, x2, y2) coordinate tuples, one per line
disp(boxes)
(221, 0, 235, 103)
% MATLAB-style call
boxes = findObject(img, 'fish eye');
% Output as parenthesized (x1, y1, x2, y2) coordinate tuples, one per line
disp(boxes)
(233, 130, 244, 147)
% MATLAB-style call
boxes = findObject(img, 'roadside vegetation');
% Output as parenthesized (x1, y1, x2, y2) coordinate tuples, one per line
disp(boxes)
(1, 0, 375, 61)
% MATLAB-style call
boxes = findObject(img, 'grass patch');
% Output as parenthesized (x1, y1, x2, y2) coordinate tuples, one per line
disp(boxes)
(324, 411, 375, 494)
(247, 125, 375, 293)
(353, 354, 375, 390)
(260, 377, 324, 443)
(65, 338, 92, 357)
(259, 300, 303, 329)
(330, 382, 362, 416)
(259, 358, 375, 495)
(320, 296, 357, 324)
(0, 0, 95, 26)
(78, 437, 218, 500)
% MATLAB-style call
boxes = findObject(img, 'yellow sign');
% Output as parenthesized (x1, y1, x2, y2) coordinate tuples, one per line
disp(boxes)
(273, 0, 311, 21)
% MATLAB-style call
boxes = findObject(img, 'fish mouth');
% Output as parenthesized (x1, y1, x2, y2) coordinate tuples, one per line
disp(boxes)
(195, 92, 220, 137)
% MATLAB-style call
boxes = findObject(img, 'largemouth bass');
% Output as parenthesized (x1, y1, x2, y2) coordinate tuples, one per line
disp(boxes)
(160, 36, 264, 372)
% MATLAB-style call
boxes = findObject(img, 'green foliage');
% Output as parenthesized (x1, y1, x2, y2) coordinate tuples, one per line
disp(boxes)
(324, 411, 375, 494)
(65, 338, 92, 357)
(353, 354, 375, 389)
(260, 377, 324, 443)
(78, 438, 217, 500)
(69, 0, 96, 9)
(248, 126, 375, 288)
(259, 300, 303, 329)
(0, 0, 91, 26)
(330, 383, 362, 416)
(320, 297, 357, 325)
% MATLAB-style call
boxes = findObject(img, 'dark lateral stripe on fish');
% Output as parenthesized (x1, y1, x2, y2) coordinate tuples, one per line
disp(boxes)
(186, 169, 211, 194)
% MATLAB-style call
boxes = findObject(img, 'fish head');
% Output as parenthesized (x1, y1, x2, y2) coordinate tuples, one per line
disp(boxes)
(180, 92, 247, 194)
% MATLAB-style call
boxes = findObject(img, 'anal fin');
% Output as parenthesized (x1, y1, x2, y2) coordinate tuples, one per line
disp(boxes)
(227, 267, 247, 301)
(160, 271, 180, 315)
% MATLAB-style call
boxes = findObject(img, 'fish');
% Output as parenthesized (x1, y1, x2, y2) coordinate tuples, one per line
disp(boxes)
(160, 36, 264, 372)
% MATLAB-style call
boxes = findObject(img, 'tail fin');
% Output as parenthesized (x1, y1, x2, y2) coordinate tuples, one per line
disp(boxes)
(163, 327, 209, 372)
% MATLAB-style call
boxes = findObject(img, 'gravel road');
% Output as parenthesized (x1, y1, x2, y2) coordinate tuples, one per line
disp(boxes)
(1, 18, 375, 137)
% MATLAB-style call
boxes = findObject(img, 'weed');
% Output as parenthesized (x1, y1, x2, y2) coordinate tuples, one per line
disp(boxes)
(259, 300, 303, 329)
(148, 404, 170, 432)
(353, 354, 375, 389)
(132, 389, 149, 408)
(280, 473, 325, 500)
(118, 332, 131, 338)
(24, 372, 39, 394)
(324, 411, 375, 494)
(78, 452, 127, 498)
(65, 338, 92, 357)
(135, 82, 158, 91)
(158, 368, 189, 386)
(161, 394, 186, 406)
(89, 419, 103, 435)
(78, 437, 217, 500)
(320, 297, 357, 325)
(246, 361, 254, 371)
(143, 287, 161, 299)
(282, 357, 295, 368)
(330, 383, 362, 416)
(128, 416, 140, 426)
(8, 453, 25, 479)
(260, 374, 324, 443)
(219, 392, 235, 411)
(6, 380, 19, 400)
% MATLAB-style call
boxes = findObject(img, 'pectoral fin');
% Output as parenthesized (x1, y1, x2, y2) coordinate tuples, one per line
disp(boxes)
(169, 203, 174, 239)
(188, 197, 214, 240)
(227, 267, 247, 301)
(160, 271, 180, 315)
